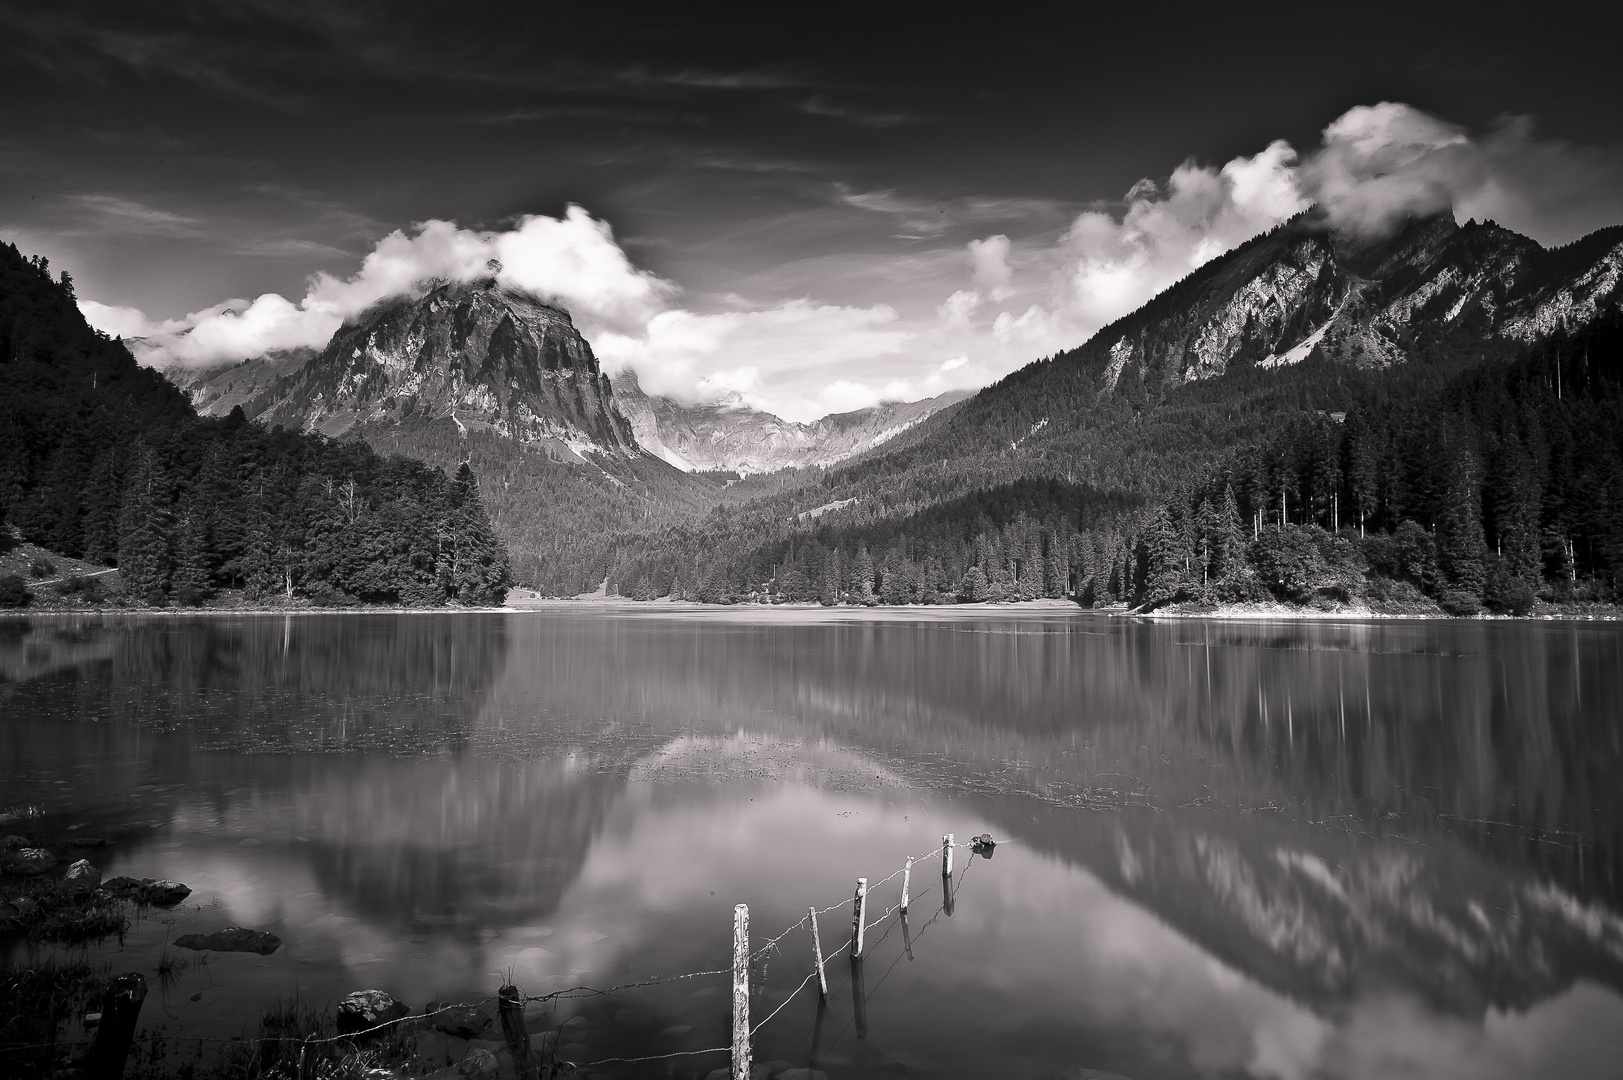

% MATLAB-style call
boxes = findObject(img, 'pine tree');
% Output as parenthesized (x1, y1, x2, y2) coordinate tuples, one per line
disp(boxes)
(116, 445, 174, 604)
(170, 499, 213, 605)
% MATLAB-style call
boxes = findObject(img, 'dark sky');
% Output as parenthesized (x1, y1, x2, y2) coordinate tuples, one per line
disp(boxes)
(3, 0, 1621, 415)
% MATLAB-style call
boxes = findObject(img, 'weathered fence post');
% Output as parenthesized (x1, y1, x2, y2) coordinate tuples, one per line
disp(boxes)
(808, 906, 827, 999)
(901, 909, 914, 961)
(732, 903, 750, 1080)
(850, 878, 867, 958)
(498, 984, 536, 1080)
(83, 972, 147, 1080)
(900, 856, 913, 914)
(942, 833, 954, 876)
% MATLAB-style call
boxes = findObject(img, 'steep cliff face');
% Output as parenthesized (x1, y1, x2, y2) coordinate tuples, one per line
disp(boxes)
(195, 280, 637, 460)
(1090, 214, 1623, 398)
(611, 369, 969, 474)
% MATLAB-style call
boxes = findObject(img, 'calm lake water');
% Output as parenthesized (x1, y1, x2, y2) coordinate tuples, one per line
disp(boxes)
(3, 607, 1622, 1079)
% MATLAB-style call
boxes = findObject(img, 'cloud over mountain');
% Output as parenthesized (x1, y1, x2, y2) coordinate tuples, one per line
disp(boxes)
(80, 103, 1623, 423)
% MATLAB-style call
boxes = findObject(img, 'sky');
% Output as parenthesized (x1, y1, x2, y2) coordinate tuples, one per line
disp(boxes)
(3, 1, 1622, 421)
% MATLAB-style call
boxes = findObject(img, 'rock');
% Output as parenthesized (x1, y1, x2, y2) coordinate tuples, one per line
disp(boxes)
(63, 859, 101, 894)
(431, 1004, 490, 1040)
(1052, 1070, 1136, 1080)
(337, 990, 410, 1036)
(100, 876, 192, 904)
(66, 837, 109, 848)
(83, 1012, 102, 1030)
(415, 1030, 450, 1065)
(12, 848, 56, 874)
(970, 833, 997, 858)
(0, 835, 30, 850)
(755, 1062, 795, 1079)
(776, 1070, 829, 1080)
(456, 1047, 498, 1079)
(172, 927, 282, 954)
(142, 880, 191, 905)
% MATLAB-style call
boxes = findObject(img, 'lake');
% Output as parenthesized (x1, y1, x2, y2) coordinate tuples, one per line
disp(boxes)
(3, 607, 1622, 1080)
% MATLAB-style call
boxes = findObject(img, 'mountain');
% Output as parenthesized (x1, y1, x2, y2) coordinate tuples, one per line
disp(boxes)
(584, 212, 1623, 605)
(188, 279, 638, 462)
(611, 370, 970, 474)
(0, 243, 512, 607)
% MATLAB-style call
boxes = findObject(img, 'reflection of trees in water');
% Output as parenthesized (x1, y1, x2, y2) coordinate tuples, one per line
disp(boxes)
(492, 616, 1623, 1016)
(506, 618, 1622, 896)
(0, 614, 511, 747)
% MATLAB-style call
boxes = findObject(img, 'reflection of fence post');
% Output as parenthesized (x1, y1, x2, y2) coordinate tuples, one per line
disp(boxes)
(498, 984, 536, 1080)
(850, 878, 867, 958)
(900, 856, 912, 914)
(83, 972, 147, 1080)
(732, 904, 750, 1080)
(850, 955, 868, 1040)
(808, 906, 828, 999)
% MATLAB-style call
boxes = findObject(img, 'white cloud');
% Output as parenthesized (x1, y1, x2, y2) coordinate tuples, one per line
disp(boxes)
(79, 102, 1623, 424)
(96, 205, 675, 370)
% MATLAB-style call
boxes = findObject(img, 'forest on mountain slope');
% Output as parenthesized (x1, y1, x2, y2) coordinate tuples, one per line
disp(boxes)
(568, 309, 1623, 615)
(0, 243, 511, 608)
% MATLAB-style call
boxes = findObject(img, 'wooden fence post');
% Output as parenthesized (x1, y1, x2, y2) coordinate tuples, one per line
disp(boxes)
(498, 984, 536, 1080)
(808, 906, 827, 999)
(732, 904, 750, 1080)
(900, 856, 912, 914)
(850, 878, 867, 958)
(83, 972, 147, 1080)
(942, 833, 954, 876)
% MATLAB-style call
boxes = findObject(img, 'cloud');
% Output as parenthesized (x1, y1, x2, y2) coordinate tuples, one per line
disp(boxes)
(937, 103, 1623, 370)
(594, 300, 912, 422)
(93, 205, 676, 369)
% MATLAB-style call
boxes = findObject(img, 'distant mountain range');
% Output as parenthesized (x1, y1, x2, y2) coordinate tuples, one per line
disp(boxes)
(154, 210, 1623, 596)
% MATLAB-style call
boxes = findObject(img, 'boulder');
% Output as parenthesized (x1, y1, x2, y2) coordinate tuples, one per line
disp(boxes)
(456, 1047, 498, 1079)
(173, 927, 282, 954)
(63, 859, 101, 894)
(970, 833, 997, 858)
(0, 835, 30, 850)
(337, 990, 410, 1036)
(431, 1004, 490, 1040)
(11, 848, 56, 874)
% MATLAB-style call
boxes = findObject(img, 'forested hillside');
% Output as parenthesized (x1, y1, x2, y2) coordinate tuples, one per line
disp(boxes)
(0, 242, 511, 607)
(566, 215, 1623, 612)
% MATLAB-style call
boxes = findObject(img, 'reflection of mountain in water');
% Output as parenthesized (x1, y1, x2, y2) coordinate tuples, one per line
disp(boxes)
(482, 614, 1623, 1017)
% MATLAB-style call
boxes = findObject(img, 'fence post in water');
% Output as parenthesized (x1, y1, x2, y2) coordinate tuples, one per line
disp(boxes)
(850, 954, 869, 1040)
(900, 856, 912, 914)
(808, 906, 828, 1000)
(850, 878, 868, 958)
(83, 972, 147, 1080)
(498, 984, 535, 1080)
(942, 833, 954, 876)
(732, 903, 750, 1080)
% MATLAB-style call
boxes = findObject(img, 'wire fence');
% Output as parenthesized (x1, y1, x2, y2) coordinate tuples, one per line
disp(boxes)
(3, 835, 1003, 1076)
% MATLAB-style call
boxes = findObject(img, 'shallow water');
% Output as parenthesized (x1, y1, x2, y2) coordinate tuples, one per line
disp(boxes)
(3, 608, 1622, 1079)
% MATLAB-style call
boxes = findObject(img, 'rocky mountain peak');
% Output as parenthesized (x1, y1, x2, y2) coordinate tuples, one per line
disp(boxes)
(202, 279, 638, 461)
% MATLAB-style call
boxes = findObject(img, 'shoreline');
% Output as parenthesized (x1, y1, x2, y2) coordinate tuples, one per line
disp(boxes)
(4, 596, 1620, 621)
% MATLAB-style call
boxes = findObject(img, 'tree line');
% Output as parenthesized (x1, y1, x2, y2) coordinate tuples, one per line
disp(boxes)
(0, 242, 511, 607)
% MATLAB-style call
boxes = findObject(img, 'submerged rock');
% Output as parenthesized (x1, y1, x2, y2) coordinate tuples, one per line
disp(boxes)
(970, 833, 997, 858)
(337, 990, 410, 1035)
(173, 927, 282, 954)
(102, 877, 192, 905)
(0, 835, 30, 850)
(63, 859, 101, 894)
(431, 1004, 490, 1040)
(456, 1047, 498, 1079)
